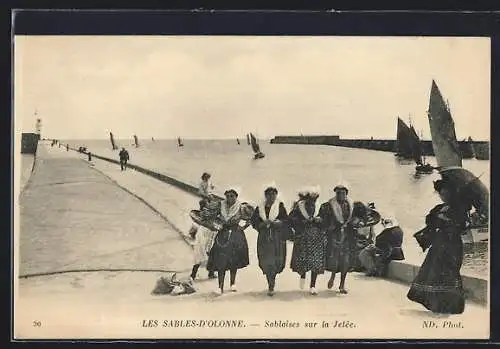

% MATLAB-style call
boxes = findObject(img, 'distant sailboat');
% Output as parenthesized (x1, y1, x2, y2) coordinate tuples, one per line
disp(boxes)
(427, 80, 488, 243)
(409, 125, 434, 174)
(394, 117, 414, 160)
(177, 137, 184, 147)
(133, 134, 140, 148)
(250, 133, 265, 159)
(152, 137, 155, 142)
(109, 132, 118, 150)
(237, 138, 240, 145)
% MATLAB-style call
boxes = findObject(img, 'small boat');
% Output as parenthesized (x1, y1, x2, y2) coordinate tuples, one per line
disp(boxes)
(177, 137, 184, 147)
(133, 134, 140, 148)
(237, 138, 240, 145)
(411, 127, 435, 174)
(109, 132, 118, 150)
(250, 133, 265, 159)
(427, 80, 489, 244)
(152, 137, 155, 142)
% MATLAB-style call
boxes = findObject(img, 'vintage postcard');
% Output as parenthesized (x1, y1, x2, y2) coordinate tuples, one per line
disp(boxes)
(14, 34, 490, 340)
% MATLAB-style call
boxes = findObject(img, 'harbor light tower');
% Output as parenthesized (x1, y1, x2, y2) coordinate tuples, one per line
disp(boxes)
(35, 112, 42, 140)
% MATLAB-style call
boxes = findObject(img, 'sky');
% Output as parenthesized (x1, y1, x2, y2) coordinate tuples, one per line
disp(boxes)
(14, 36, 490, 141)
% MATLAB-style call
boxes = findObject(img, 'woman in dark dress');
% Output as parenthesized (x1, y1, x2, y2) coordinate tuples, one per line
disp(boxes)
(207, 189, 250, 295)
(318, 185, 364, 294)
(250, 186, 291, 296)
(289, 188, 327, 295)
(407, 178, 469, 314)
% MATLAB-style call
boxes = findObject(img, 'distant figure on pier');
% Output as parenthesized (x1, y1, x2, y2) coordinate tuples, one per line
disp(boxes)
(198, 172, 216, 207)
(250, 186, 291, 296)
(289, 187, 326, 295)
(358, 215, 405, 277)
(119, 147, 130, 171)
(318, 184, 356, 294)
(66, 144, 69, 151)
(407, 178, 468, 314)
(88, 152, 92, 162)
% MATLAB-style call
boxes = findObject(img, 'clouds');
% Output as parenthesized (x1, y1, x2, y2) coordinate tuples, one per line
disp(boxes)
(15, 36, 490, 140)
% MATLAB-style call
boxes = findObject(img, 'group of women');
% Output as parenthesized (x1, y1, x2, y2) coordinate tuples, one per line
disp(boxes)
(189, 172, 468, 315)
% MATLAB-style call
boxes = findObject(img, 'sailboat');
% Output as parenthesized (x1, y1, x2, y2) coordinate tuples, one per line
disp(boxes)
(250, 133, 265, 159)
(246, 134, 251, 145)
(109, 132, 118, 150)
(177, 137, 184, 147)
(410, 125, 434, 174)
(394, 117, 414, 160)
(133, 134, 140, 148)
(152, 137, 155, 142)
(427, 80, 489, 243)
(237, 138, 240, 145)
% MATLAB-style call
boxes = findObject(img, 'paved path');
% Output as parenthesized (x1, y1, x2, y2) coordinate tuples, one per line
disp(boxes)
(18, 144, 193, 277)
(16, 145, 489, 340)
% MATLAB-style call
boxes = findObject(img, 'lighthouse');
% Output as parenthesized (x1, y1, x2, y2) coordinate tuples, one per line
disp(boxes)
(35, 112, 42, 140)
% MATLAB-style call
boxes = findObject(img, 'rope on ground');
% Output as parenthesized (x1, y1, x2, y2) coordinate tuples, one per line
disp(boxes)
(19, 267, 192, 279)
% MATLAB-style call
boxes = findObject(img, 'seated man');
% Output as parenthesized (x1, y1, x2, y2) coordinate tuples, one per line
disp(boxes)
(359, 216, 405, 277)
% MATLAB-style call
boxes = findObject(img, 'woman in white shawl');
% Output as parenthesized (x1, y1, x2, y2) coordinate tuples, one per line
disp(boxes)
(250, 186, 291, 296)
(206, 188, 250, 295)
(289, 187, 327, 295)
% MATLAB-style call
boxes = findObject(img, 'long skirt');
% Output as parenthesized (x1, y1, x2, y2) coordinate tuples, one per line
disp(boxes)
(325, 231, 353, 274)
(352, 237, 373, 271)
(192, 225, 216, 266)
(257, 228, 287, 275)
(407, 235, 465, 314)
(207, 226, 250, 272)
(358, 244, 377, 274)
(290, 226, 327, 275)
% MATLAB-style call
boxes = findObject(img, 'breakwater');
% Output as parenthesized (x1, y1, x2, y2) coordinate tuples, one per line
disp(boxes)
(270, 136, 489, 159)
(21, 133, 39, 154)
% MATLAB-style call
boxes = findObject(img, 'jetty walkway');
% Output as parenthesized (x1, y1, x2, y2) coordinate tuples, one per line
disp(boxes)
(16, 144, 488, 339)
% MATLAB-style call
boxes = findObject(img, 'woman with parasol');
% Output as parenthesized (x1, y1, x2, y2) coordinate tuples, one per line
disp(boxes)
(407, 178, 470, 314)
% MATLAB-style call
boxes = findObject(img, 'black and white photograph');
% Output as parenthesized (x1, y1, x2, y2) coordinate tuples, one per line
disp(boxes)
(14, 33, 490, 339)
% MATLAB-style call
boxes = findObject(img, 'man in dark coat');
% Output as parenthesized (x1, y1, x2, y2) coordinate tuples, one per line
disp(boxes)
(119, 147, 130, 171)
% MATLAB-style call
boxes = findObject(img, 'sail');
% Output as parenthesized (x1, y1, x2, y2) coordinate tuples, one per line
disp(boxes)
(109, 132, 118, 150)
(395, 117, 413, 158)
(250, 133, 261, 153)
(178, 137, 183, 146)
(409, 125, 423, 164)
(427, 80, 462, 168)
(237, 138, 240, 145)
(133, 134, 139, 147)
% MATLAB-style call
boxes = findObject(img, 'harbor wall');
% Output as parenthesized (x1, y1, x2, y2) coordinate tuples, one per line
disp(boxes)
(21, 133, 39, 154)
(270, 136, 489, 159)
(72, 146, 487, 305)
